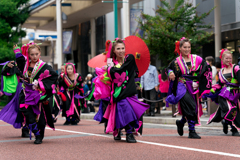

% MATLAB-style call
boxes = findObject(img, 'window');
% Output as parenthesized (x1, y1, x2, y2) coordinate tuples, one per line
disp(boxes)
(236, 40, 240, 52)
(225, 41, 235, 52)
(131, 1, 143, 10)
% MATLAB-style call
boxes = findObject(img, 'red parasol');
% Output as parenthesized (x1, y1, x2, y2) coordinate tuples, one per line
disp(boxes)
(87, 53, 107, 68)
(124, 36, 150, 77)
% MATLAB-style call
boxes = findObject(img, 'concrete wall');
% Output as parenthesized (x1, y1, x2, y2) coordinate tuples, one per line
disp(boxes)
(236, 0, 240, 22)
(143, 0, 156, 16)
(196, 0, 236, 25)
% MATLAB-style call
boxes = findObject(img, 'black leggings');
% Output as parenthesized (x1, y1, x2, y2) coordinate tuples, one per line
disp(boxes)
(19, 106, 46, 129)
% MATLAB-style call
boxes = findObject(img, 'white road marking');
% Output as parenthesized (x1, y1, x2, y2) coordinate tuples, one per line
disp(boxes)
(46, 127, 240, 158)
(0, 120, 223, 130)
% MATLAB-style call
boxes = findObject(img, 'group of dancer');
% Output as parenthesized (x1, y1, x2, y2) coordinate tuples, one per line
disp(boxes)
(0, 43, 85, 144)
(0, 36, 239, 145)
(166, 37, 240, 138)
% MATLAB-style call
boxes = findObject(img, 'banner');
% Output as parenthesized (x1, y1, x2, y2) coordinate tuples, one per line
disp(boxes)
(63, 31, 73, 54)
(130, 9, 143, 36)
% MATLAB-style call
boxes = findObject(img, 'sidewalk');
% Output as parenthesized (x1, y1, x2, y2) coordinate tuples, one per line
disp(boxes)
(81, 110, 222, 127)
(0, 106, 221, 127)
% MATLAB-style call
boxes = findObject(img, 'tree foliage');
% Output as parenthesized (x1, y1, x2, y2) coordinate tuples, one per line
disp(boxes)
(0, 0, 30, 63)
(139, 0, 214, 67)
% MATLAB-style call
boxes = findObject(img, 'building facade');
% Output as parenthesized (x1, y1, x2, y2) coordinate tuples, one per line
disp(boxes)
(196, 0, 240, 63)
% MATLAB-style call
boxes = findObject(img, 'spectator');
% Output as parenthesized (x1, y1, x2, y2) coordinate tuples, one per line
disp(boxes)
(86, 74, 95, 113)
(157, 69, 161, 96)
(86, 74, 93, 90)
(159, 68, 169, 110)
(83, 77, 89, 95)
(205, 56, 217, 85)
(140, 64, 159, 116)
(157, 69, 161, 76)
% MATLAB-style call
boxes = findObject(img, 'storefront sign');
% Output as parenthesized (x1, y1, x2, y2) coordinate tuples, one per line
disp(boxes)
(63, 31, 73, 54)
(130, 9, 143, 36)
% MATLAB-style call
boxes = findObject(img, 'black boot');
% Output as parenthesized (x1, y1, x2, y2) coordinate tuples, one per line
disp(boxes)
(176, 120, 184, 136)
(21, 127, 30, 138)
(34, 135, 42, 144)
(126, 133, 137, 143)
(29, 123, 43, 144)
(63, 120, 71, 125)
(114, 130, 121, 140)
(64, 117, 71, 125)
(221, 119, 228, 134)
(71, 117, 78, 125)
(188, 130, 201, 139)
(71, 121, 78, 125)
(231, 127, 240, 136)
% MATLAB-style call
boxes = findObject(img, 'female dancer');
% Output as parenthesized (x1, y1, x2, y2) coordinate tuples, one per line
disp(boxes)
(94, 38, 149, 143)
(59, 63, 84, 125)
(50, 64, 66, 123)
(159, 68, 170, 111)
(0, 43, 58, 144)
(207, 49, 240, 136)
(166, 37, 212, 139)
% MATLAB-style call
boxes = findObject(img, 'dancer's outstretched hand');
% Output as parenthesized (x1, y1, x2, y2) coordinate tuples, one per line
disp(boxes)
(7, 61, 15, 68)
(13, 44, 18, 49)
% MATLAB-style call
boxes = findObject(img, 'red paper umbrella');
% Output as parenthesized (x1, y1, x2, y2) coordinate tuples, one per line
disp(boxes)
(87, 53, 107, 68)
(125, 36, 150, 77)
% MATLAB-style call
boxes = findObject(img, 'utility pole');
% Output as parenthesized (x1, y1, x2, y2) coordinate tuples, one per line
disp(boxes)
(214, 0, 221, 58)
(102, 0, 128, 38)
(56, 0, 63, 71)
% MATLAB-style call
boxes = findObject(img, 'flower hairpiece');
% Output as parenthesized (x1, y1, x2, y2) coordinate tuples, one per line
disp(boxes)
(180, 37, 186, 41)
(112, 38, 125, 44)
(64, 63, 75, 65)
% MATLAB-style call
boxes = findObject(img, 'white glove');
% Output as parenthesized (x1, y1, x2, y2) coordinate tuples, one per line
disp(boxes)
(107, 58, 114, 67)
(32, 80, 39, 90)
(192, 82, 198, 90)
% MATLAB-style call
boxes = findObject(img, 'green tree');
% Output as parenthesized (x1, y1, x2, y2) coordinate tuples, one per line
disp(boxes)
(0, 0, 30, 63)
(139, 0, 214, 67)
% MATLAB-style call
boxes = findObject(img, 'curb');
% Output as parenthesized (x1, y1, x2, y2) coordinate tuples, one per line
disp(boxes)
(81, 113, 222, 127)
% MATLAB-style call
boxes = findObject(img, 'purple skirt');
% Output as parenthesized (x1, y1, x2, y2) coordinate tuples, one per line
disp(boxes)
(115, 96, 149, 129)
(0, 83, 23, 128)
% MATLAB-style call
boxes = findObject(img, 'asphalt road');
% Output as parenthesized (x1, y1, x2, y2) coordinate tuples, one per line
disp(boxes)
(0, 118, 239, 160)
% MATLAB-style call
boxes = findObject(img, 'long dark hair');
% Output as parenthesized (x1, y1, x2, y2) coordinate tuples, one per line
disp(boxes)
(161, 68, 168, 81)
(205, 56, 214, 65)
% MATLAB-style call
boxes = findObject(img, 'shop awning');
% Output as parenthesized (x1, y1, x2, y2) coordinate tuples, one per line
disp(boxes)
(23, 0, 142, 30)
